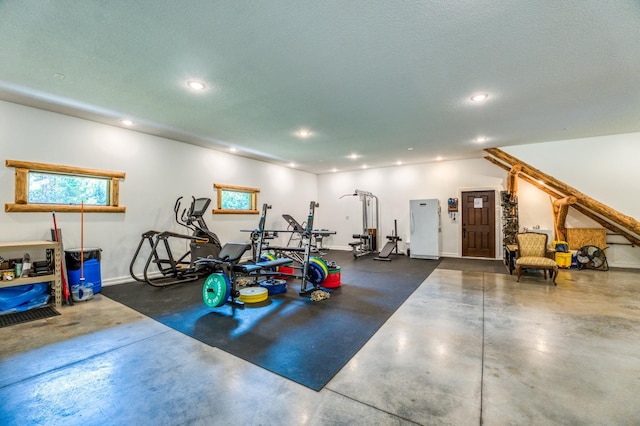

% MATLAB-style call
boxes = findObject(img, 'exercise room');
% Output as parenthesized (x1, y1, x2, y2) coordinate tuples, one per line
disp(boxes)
(1, 2, 639, 425)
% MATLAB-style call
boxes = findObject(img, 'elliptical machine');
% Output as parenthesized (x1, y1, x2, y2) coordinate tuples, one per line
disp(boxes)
(130, 196, 222, 287)
(177, 197, 222, 261)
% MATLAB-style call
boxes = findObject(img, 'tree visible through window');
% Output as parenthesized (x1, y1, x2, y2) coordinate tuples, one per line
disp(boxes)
(5, 159, 126, 213)
(221, 189, 251, 210)
(213, 183, 259, 214)
(29, 172, 109, 205)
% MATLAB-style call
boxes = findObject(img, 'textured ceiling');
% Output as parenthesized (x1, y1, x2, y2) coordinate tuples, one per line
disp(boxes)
(1, 1, 639, 174)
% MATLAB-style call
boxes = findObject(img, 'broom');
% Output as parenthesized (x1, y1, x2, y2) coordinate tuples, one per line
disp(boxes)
(79, 200, 93, 300)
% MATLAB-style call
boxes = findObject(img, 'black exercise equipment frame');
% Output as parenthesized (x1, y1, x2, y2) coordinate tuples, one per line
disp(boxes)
(129, 197, 222, 287)
(245, 201, 335, 295)
(196, 242, 293, 307)
(374, 219, 402, 261)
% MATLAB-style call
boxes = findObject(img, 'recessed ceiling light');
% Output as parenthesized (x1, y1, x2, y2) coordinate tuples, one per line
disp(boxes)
(470, 93, 488, 102)
(348, 153, 359, 160)
(121, 119, 133, 126)
(407, 147, 414, 151)
(289, 162, 296, 168)
(362, 164, 368, 169)
(396, 161, 403, 166)
(474, 136, 488, 143)
(187, 80, 206, 90)
(331, 168, 338, 173)
(436, 156, 443, 161)
(229, 147, 237, 153)
(296, 129, 311, 138)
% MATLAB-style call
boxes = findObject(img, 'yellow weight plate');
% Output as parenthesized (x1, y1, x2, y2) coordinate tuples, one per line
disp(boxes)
(238, 286, 269, 303)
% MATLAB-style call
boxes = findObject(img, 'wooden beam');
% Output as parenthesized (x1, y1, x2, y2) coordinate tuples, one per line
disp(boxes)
(484, 155, 640, 246)
(5, 204, 126, 213)
(553, 196, 577, 241)
(14, 168, 28, 204)
(485, 147, 640, 236)
(506, 164, 521, 200)
(6, 159, 126, 179)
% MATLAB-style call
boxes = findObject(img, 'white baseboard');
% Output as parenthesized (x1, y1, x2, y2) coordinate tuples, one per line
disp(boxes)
(607, 261, 640, 269)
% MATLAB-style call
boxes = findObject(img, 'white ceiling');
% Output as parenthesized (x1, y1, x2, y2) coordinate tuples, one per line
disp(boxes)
(1, 1, 639, 174)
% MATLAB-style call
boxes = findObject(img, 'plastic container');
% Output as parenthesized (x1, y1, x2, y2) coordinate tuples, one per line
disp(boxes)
(323, 266, 341, 288)
(278, 264, 295, 277)
(70, 280, 94, 302)
(65, 248, 102, 294)
(555, 252, 572, 269)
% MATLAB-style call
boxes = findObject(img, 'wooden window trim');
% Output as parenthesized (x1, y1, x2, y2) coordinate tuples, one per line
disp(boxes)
(5, 159, 126, 213)
(213, 183, 259, 214)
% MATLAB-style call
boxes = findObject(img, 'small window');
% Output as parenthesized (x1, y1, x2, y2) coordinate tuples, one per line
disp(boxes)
(213, 183, 259, 214)
(5, 159, 125, 213)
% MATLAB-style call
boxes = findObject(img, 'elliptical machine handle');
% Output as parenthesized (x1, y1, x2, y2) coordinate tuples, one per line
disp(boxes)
(174, 196, 183, 214)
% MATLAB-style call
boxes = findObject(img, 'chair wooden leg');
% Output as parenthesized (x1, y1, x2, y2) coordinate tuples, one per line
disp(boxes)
(543, 270, 547, 279)
(552, 266, 558, 285)
(516, 265, 522, 282)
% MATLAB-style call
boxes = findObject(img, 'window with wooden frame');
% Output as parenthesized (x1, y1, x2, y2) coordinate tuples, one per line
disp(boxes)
(5, 160, 126, 213)
(213, 183, 259, 214)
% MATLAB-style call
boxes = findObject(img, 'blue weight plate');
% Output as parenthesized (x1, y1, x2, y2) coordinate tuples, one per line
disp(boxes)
(259, 278, 287, 295)
(307, 261, 326, 285)
(202, 273, 231, 307)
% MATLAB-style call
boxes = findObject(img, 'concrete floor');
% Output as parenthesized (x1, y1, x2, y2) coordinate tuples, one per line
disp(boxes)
(1, 266, 639, 425)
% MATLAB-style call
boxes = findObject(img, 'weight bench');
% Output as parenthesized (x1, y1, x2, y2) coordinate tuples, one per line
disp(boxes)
(234, 257, 292, 273)
(374, 241, 396, 261)
(197, 242, 293, 308)
(374, 235, 402, 261)
(197, 242, 292, 273)
(349, 234, 375, 258)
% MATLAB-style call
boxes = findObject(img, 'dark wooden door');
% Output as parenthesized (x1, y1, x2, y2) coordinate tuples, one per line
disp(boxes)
(462, 190, 495, 258)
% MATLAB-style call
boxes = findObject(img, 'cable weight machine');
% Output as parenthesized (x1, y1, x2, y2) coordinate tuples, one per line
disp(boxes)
(341, 189, 379, 258)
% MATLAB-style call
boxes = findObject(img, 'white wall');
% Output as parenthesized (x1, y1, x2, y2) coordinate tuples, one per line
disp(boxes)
(504, 133, 640, 268)
(317, 158, 505, 258)
(2, 99, 638, 276)
(318, 133, 640, 268)
(0, 101, 318, 283)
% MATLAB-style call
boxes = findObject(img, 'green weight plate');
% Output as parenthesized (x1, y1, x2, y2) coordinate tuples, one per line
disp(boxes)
(310, 257, 329, 279)
(202, 273, 231, 308)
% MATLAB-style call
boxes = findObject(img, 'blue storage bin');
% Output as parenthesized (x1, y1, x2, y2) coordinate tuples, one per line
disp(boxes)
(65, 249, 102, 294)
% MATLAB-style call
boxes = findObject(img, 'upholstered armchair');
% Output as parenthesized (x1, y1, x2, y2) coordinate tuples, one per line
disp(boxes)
(516, 232, 558, 285)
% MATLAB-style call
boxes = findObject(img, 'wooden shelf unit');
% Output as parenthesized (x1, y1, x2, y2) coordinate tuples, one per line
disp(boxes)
(0, 240, 62, 308)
